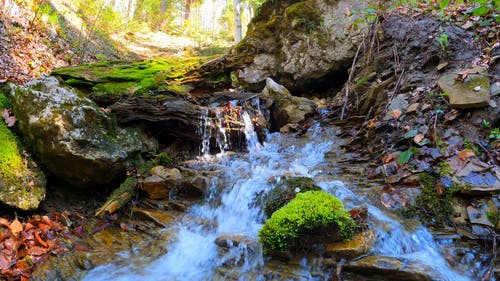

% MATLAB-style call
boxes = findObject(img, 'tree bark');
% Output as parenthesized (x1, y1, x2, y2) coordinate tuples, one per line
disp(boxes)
(233, 0, 242, 42)
(160, 0, 167, 14)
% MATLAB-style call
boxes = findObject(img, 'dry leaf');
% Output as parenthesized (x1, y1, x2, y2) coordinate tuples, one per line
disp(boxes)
(458, 149, 475, 161)
(445, 109, 459, 121)
(392, 109, 402, 120)
(414, 133, 425, 144)
(9, 219, 23, 237)
(406, 103, 419, 113)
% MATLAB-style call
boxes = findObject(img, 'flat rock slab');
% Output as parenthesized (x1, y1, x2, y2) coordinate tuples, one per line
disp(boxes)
(344, 256, 437, 281)
(325, 230, 375, 260)
(437, 67, 490, 109)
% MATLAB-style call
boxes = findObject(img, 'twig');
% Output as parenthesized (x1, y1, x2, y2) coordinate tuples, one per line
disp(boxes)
(340, 35, 366, 120)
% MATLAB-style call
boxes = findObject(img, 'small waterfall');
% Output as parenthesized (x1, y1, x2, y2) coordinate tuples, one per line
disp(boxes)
(83, 122, 480, 281)
(197, 107, 211, 158)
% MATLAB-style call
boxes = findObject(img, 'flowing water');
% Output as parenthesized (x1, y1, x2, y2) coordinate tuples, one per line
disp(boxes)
(83, 107, 484, 281)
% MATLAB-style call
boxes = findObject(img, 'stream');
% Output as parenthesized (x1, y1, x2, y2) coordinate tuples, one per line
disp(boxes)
(82, 106, 485, 281)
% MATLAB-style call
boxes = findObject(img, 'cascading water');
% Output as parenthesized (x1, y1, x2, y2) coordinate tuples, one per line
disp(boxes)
(83, 109, 481, 281)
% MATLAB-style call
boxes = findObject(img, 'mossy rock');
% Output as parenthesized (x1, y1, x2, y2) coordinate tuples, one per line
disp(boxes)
(263, 176, 321, 217)
(52, 56, 215, 104)
(0, 93, 46, 210)
(259, 190, 356, 253)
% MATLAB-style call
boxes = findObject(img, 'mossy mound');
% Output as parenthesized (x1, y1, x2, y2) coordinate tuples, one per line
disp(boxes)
(263, 176, 321, 217)
(259, 190, 356, 253)
(0, 93, 46, 210)
(52, 56, 215, 104)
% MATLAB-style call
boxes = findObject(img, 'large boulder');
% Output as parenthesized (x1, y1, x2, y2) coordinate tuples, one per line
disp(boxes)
(234, 0, 376, 92)
(10, 77, 157, 187)
(0, 93, 46, 210)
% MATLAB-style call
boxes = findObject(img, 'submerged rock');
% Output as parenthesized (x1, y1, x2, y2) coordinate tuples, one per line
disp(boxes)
(324, 230, 375, 260)
(235, 0, 376, 92)
(10, 77, 157, 187)
(263, 176, 321, 217)
(261, 78, 317, 131)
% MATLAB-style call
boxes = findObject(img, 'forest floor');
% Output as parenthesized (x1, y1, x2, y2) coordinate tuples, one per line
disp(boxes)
(0, 1, 213, 84)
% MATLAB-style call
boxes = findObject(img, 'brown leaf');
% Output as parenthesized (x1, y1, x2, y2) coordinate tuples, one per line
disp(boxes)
(26, 246, 48, 256)
(9, 219, 23, 237)
(414, 133, 425, 144)
(406, 103, 419, 113)
(458, 149, 475, 161)
(34, 231, 48, 248)
(391, 109, 402, 120)
(444, 109, 459, 121)
(0, 253, 12, 269)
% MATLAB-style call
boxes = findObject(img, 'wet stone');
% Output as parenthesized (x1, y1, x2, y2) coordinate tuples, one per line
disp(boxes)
(141, 175, 170, 200)
(344, 256, 437, 281)
(324, 230, 375, 260)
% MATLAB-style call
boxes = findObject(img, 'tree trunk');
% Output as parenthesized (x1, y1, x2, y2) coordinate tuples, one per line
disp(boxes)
(184, 0, 192, 20)
(233, 0, 242, 42)
(160, 0, 167, 14)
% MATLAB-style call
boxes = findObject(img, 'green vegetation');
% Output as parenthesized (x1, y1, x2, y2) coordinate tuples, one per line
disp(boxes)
(263, 177, 321, 217)
(489, 128, 500, 140)
(0, 92, 12, 109)
(259, 190, 356, 253)
(53, 56, 213, 100)
(403, 173, 458, 226)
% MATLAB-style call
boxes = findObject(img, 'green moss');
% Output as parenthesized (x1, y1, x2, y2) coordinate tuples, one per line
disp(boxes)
(264, 177, 321, 217)
(285, 1, 321, 32)
(52, 56, 215, 101)
(403, 173, 458, 226)
(437, 161, 453, 176)
(259, 190, 356, 253)
(0, 93, 11, 109)
(0, 122, 25, 183)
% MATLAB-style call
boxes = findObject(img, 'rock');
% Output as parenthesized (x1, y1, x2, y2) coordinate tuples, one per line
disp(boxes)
(344, 256, 437, 281)
(262, 176, 321, 217)
(215, 234, 259, 250)
(151, 166, 182, 180)
(437, 67, 491, 109)
(235, 0, 376, 92)
(10, 77, 157, 187)
(31, 220, 173, 281)
(261, 78, 317, 131)
(132, 208, 178, 227)
(383, 94, 409, 121)
(215, 234, 262, 268)
(0, 118, 46, 210)
(141, 175, 170, 200)
(324, 230, 375, 260)
(140, 166, 182, 200)
(175, 175, 210, 198)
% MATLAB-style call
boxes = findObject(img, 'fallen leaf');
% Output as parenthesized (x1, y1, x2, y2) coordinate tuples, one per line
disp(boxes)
(444, 109, 459, 121)
(9, 219, 23, 237)
(406, 103, 419, 113)
(414, 133, 425, 144)
(458, 149, 475, 161)
(392, 109, 402, 120)
(34, 231, 48, 248)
